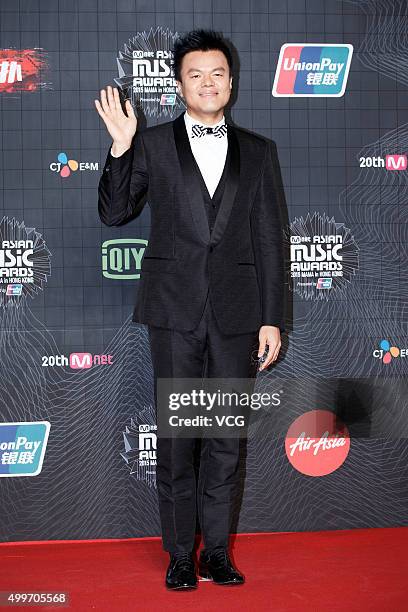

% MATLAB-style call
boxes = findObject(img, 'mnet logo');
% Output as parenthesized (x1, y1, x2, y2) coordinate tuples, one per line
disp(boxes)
(359, 155, 407, 171)
(42, 353, 113, 368)
(386, 155, 407, 171)
(69, 353, 113, 369)
(102, 239, 147, 279)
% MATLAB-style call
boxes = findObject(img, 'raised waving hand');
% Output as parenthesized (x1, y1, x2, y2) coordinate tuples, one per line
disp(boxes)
(94, 86, 137, 156)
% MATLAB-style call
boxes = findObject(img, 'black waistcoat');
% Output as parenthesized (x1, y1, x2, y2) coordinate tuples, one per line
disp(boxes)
(190, 144, 231, 234)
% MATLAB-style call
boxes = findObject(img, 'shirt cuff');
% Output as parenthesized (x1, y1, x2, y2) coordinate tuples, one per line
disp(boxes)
(110, 145, 131, 158)
(110, 146, 121, 158)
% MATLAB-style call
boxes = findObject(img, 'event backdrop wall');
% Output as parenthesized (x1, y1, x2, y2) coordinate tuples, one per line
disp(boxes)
(1, 0, 407, 543)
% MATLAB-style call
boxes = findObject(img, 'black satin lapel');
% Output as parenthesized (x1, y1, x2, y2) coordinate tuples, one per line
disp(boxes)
(209, 124, 240, 247)
(173, 113, 210, 245)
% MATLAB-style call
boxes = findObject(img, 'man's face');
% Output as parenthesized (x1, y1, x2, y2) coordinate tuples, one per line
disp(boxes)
(176, 49, 232, 118)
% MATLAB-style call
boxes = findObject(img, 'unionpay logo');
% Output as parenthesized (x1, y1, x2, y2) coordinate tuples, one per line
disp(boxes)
(160, 93, 176, 105)
(373, 339, 406, 365)
(0, 421, 50, 477)
(273, 43, 353, 97)
(6, 283, 22, 296)
(316, 278, 333, 290)
(49, 152, 99, 178)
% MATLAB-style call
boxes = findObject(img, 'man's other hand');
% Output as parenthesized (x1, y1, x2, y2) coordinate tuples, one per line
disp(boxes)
(257, 325, 281, 370)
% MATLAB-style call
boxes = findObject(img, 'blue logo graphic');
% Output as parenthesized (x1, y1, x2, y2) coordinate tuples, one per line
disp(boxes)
(0, 421, 51, 477)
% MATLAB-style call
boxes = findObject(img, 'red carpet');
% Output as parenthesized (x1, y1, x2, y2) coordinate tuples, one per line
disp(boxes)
(1, 528, 407, 611)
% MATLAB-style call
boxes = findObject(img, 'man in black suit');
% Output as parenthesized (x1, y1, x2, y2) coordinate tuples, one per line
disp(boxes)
(96, 29, 285, 590)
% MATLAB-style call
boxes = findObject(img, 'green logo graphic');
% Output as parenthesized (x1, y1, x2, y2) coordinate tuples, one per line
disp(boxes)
(102, 239, 148, 279)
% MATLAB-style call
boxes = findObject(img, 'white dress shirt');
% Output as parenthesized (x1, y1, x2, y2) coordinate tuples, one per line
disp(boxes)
(110, 110, 228, 198)
(184, 110, 228, 198)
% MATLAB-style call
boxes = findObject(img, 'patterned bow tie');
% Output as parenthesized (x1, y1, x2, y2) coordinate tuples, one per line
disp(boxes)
(191, 123, 227, 138)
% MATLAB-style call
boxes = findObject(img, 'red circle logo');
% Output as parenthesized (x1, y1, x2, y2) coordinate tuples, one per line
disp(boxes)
(285, 410, 350, 476)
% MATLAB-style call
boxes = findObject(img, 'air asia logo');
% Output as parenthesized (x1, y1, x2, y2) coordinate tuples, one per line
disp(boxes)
(121, 406, 157, 488)
(285, 410, 350, 476)
(272, 43, 353, 97)
(102, 239, 147, 279)
(49, 152, 99, 178)
(0, 421, 50, 477)
(359, 155, 407, 171)
(286, 212, 359, 300)
(0, 48, 50, 93)
(42, 353, 113, 369)
(373, 340, 406, 365)
(0, 216, 51, 307)
(115, 27, 185, 118)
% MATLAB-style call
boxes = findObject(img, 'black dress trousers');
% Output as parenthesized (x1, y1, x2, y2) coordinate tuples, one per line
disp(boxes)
(148, 289, 259, 554)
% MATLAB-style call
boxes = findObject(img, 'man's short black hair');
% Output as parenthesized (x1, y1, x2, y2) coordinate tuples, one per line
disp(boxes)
(172, 29, 233, 82)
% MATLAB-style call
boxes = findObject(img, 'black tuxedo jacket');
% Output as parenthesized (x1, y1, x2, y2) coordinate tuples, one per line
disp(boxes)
(98, 111, 285, 335)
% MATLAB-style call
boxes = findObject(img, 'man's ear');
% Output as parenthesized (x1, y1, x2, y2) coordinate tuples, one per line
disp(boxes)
(176, 80, 183, 97)
(229, 76, 233, 89)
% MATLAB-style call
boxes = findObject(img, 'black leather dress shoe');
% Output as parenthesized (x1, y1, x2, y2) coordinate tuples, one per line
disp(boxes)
(198, 547, 245, 585)
(165, 552, 198, 590)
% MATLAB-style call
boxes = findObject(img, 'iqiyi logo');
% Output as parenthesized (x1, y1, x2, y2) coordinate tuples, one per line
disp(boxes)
(49, 152, 99, 178)
(102, 239, 147, 279)
(373, 339, 407, 365)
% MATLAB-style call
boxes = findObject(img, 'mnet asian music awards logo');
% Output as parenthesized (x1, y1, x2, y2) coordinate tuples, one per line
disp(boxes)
(0, 216, 51, 307)
(0, 421, 50, 477)
(285, 410, 350, 477)
(286, 212, 359, 301)
(121, 407, 157, 488)
(272, 43, 353, 97)
(49, 152, 99, 178)
(102, 239, 147, 280)
(115, 26, 186, 118)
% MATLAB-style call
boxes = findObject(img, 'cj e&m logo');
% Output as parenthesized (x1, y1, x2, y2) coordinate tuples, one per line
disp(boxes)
(273, 43, 353, 97)
(359, 155, 407, 171)
(0, 421, 50, 477)
(49, 152, 99, 178)
(373, 339, 406, 365)
(102, 239, 147, 280)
